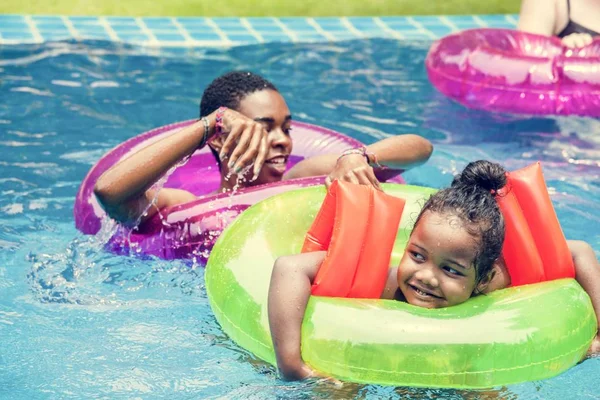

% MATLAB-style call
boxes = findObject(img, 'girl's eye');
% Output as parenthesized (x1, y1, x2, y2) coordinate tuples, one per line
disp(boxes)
(410, 251, 425, 262)
(283, 127, 292, 135)
(443, 266, 462, 276)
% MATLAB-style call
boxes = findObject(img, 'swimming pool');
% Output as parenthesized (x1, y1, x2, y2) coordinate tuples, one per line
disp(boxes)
(1, 38, 599, 399)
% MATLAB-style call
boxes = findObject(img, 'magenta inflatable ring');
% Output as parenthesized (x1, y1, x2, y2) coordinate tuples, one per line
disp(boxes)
(426, 28, 600, 116)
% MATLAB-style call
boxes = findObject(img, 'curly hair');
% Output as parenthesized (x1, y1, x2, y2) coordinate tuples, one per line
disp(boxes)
(199, 71, 278, 117)
(413, 160, 507, 289)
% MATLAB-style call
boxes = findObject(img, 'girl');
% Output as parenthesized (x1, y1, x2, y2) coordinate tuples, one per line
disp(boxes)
(93, 71, 433, 228)
(268, 160, 600, 381)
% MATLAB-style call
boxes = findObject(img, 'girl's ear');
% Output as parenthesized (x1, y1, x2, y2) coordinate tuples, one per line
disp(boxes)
(477, 257, 511, 294)
(475, 268, 495, 295)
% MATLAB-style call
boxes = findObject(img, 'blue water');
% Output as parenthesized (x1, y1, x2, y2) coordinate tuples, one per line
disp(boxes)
(0, 39, 599, 399)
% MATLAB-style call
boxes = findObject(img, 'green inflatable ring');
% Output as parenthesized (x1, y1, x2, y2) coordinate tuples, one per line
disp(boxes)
(205, 184, 597, 388)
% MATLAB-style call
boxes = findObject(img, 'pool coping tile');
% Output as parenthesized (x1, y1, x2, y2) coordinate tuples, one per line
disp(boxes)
(0, 14, 518, 47)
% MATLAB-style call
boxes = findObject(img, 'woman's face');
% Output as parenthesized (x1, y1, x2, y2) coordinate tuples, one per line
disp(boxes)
(396, 211, 483, 309)
(233, 89, 293, 185)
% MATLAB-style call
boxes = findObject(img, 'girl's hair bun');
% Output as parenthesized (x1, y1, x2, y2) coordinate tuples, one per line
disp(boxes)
(452, 160, 507, 193)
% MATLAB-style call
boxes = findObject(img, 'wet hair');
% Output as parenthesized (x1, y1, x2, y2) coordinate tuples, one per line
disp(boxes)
(200, 71, 278, 117)
(199, 71, 278, 169)
(413, 160, 507, 290)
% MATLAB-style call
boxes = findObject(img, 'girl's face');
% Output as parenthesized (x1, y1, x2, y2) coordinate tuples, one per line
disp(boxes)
(397, 211, 486, 309)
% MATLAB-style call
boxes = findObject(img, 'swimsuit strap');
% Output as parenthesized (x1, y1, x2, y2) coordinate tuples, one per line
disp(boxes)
(556, 0, 600, 38)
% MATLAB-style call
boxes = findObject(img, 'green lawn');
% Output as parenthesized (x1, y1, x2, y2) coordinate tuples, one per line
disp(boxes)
(3, 0, 521, 16)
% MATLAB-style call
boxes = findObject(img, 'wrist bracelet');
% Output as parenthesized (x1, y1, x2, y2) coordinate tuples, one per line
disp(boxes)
(337, 148, 367, 164)
(215, 106, 227, 137)
(199, 117, 210, 148)
(337, 146, 385, 168)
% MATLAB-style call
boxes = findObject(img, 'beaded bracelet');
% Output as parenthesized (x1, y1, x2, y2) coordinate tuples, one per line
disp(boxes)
(337, 146, 384, 168)
(215, 106, 227, 137)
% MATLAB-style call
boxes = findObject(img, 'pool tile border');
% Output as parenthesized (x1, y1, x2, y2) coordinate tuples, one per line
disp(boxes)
(0, 14, 518, 46)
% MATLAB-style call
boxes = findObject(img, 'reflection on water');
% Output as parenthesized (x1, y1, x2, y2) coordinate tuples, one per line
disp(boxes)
(0, 39, 598, 399)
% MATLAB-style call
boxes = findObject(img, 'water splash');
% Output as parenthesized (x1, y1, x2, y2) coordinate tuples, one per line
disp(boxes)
(26, 217, 204, 305)
(135, 153, 195, 230)
(27, 219, 119, 305)
(117, 153, 196, 254)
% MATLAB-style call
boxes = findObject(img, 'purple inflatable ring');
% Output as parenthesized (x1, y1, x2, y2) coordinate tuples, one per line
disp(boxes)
(74, 120, 404, 260)
(426, 28, 600, 116)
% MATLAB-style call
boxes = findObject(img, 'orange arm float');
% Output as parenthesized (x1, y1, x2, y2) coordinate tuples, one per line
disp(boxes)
(302, 181, 405, 299)
(301, 186, 337, 254)
(498, 162, 575, 286)
(508, 163, 574, 281)
(496, 186, 545, 286)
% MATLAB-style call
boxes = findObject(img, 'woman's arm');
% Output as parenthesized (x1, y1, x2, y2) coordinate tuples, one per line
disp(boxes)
(569, 240, 600, 354)
(268, 251, 326, 380)
(363, 134, 433, 170)
(94, 119, 209, 226)
(517, 0, 558, 36)
(94, 109, 268, 226)
(285, 134, 433, 187)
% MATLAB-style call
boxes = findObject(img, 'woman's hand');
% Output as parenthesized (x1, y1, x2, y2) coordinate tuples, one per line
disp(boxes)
(561, 32, 593, 48)
(214, 108, 269, 179)
(324, 154, 381, 190)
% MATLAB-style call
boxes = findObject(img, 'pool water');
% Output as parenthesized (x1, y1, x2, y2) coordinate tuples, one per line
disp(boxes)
(0, 39, 599, 399)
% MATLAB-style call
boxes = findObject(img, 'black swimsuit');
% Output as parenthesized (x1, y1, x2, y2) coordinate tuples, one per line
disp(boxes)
(557, 0, 600, 38)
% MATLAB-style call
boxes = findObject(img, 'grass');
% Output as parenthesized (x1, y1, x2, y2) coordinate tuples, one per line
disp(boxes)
(3, 0, 521, 16)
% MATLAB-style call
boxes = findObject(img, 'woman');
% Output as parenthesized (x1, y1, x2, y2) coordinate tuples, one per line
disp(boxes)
(518, 0, 600, 47)
(94, 71, 433, 227)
